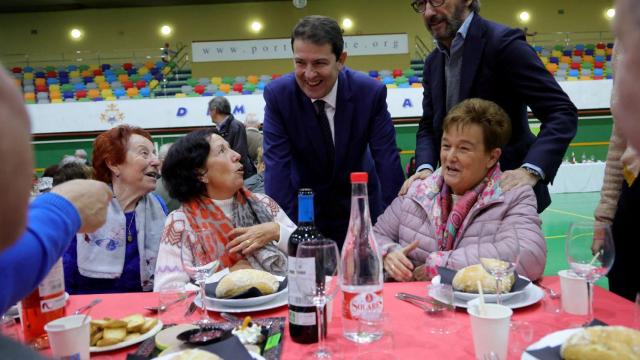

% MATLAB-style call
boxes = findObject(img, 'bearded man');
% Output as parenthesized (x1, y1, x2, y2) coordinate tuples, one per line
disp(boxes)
(400, 0, 578, 214)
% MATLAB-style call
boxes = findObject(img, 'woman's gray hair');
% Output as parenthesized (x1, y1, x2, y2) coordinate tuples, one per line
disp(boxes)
(470, 0, 480, 13)
(208, 96, 231, 116)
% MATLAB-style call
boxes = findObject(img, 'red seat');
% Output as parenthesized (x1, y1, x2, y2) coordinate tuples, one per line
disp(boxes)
(594, 61, 604, 69)
(392, 69, 403, 78)
(596, 42, 606, 49)
(11, 67, 22, 74)
(93, 69, 103, 76)
(123, 80, 134, 90)
(36, 84, 48, 92)
(271, 74, 281, 80)
(75, 90, 87, 98)
(135, 80, 147, 89)
(123, 63, 133, 70)
(194, 84, 205, 94)
(570, 63, 581, 70)
(232, 83, 243, 92)
(46, 71, 57, 78)
(573, 50, 583, 56)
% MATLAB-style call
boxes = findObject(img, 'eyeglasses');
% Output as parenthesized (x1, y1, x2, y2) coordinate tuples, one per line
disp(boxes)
(411, 0, 446, 13)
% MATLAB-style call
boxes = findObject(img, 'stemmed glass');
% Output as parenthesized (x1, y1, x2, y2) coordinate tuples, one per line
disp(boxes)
(295, 239, 341, 359)
(181, 229, 223, 327)
(477, 225, 521, 304)
(565, 221, 615, 325)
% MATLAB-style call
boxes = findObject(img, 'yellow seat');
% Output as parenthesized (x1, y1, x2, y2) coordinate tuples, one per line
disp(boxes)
(386, 84, 398, 89)
(49, 84, 60, 92)
(559, 56, 571, 64)
(149, 79, 159, 89)
(24, 92, 36, 101)
(99, 82, 110, 90)
(94, 75, 106, 83)
(51, 98, 63, 103)
(211, 77, 222, 85)
(247, 75, 258, 84)
(49, 91, 62, 100)
(175, 93, 186, 98)
(23, 73, 34, 80)
(579, 75, 592, 80)
(410, 82, 423, 88)
(138, 67, 149, 75)
(101, 89, 113, 98)
(106, 96, 117, 101)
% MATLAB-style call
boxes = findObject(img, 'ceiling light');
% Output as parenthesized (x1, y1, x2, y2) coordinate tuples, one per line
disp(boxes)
(160, 25, 172, 36)
(70, 28, 82, 40)
(605, 8, 615, 19)
(250, 21, 263, 33)
(342, 18, 353, 30)
(518, 11, 531, 23)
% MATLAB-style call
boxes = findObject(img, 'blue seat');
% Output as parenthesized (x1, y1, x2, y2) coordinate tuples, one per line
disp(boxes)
(23, 66, 34, 73)
(35, 71, 45, 78)
(569, 69, 579, 77)
(114, 88, 126, 97)
(66, 65, 78, 72)
(139, 87, 150, 97)
(593, 68, 604, 77)
(382, 76, 394, 85)
(575, 44, 585, 51)
(74, 83, 86, 91)
(368, 70, 379, 78)
(101, 64, 111, 71)
(63, 91, 74, 99)
(47, 78, 59, 85)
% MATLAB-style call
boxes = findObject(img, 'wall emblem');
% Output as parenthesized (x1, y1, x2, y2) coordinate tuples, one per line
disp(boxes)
(100, 103, 125, 125)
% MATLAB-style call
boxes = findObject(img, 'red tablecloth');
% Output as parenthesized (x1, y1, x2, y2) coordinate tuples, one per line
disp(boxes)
(39, 276, 635, 360)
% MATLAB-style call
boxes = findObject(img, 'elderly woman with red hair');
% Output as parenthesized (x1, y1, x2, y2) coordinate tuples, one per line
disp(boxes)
(64, 125, 168, 294)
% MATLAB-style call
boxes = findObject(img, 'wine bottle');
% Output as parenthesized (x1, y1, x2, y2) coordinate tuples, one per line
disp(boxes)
(288, 188, 325, 344)
(20, 259, 66, 349)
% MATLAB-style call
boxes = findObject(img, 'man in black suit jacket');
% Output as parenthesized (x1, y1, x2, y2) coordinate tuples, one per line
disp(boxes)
(402, 0, 578, 212)
(209, 97, 257, 179)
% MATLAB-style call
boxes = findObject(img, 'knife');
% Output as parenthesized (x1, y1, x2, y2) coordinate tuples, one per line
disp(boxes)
(184, 300, 198, 317)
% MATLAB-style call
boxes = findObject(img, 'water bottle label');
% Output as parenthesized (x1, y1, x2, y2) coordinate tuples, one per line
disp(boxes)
(40, 293, 66, 313)
(38, 260, 64, 297)
(342, 290, 383, 320)
(288, 256, 315, 306)
(289, 309, 316, 326)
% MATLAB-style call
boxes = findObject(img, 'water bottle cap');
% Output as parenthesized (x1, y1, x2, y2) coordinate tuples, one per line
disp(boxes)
(350, 172, 368, 183)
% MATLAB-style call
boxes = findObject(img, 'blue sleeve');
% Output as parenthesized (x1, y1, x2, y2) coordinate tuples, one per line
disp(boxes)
(0, 193, 81, 314)
(152, 193, 169, 215)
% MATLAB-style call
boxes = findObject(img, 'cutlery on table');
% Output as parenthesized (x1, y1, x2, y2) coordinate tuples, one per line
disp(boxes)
(144, 291, 196, 312)
(395, 293, 446, 314)
(395, 292, 448, 307)
(536, 283, 561, 299)
(74, 299, 102, 316)
(184, 301, 198, 317)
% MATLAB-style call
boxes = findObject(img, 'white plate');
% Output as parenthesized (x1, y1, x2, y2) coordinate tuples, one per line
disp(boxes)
(520, 328, 581, 360)
(90, 319, 163, 353)
(209, 275, 287, 308)
(432, 275, 526, 303)
(430, 279, 544, 310)
(155, 349, 265, 360)
(195, 287, 288, 314)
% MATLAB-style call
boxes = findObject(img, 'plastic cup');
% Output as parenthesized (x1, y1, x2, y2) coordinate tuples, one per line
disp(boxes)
(354, 313, 396, 360)
(44, 315, 91, 360)
(559, 269, 588, 315)
(467, 303, 512, 360)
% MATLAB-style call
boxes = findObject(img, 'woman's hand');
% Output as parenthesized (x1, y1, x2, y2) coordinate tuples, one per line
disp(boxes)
(227, 222, 279, 256)
(383, 240, 419, 282)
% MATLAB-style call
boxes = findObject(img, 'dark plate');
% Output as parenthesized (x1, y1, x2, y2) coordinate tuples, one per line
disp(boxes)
(176, 326, 233, 346)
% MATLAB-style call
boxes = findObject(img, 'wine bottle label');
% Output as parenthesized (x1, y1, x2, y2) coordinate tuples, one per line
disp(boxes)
(342, 290, 383, 320)
(40, 293, 66, 313)
(289, 309, 316, 326)
(288, 256, 315, 307)
(38, 260, 64, 297)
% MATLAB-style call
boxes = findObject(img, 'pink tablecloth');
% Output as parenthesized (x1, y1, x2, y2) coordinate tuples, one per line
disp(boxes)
(42, 276, 636, 359)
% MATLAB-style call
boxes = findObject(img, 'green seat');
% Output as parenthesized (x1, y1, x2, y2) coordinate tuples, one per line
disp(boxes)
(585, 44, 595, 50)
(222, 76, 234, 85)
(186, 78, 198, 87)
(395, 76, 408, 84)
(79, 64, 90, 71)
(553, 44, 563, 51)
(243, 83, 256, 92)
(45, 66, 56, 72)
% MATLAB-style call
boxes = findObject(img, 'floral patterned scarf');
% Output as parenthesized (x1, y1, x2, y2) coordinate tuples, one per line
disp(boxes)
(433, 164, 500, 251)
(182, 188, 287, 275)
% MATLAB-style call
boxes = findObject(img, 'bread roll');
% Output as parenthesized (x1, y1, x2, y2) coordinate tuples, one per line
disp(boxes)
(451, 262, 514, 294)
(561, 326, 640, 360)
(215, 269, 279, 299)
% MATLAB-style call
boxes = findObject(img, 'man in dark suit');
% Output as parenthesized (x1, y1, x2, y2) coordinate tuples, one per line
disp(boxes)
(209, 96, 257, 179)
(263, 15, 404, 247)
(401, 0, 578, 212)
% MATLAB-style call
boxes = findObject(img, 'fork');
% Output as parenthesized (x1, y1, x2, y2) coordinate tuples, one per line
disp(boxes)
(395, 293, 446, 314)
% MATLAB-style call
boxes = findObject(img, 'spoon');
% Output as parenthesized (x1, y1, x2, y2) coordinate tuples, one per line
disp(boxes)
(144, 292, 195, 312)
(537, 283, 561, 299)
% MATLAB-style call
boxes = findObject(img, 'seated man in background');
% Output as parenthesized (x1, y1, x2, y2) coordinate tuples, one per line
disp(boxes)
(374, 99, 546, 282)
(0, 66, 111, 315)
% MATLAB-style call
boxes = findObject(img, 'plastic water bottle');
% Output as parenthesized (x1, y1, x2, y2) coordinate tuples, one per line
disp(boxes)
(340, 172, 384, 343)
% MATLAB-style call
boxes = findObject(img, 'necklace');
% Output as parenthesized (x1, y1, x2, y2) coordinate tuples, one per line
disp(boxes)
(126, 212, 136, 243)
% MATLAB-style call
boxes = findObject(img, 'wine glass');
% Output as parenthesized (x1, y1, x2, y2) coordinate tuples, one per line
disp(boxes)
(565, 221, 615, 325)
(181, 229, 222, 327)
(477, 225, 521, 304)
(295, 239, 341, 359)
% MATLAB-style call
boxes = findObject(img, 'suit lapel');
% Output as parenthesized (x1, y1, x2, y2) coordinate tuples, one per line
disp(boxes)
(333, 69, 352, 177)
(431, 53, 446, 117)
(459, 14, 486, 101)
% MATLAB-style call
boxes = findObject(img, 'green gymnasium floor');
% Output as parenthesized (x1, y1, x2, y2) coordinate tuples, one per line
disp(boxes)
(541, 191, 608, 287)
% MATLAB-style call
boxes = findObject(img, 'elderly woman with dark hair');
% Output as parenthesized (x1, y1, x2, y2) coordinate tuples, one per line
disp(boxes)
(154, 128, 291, 290)
(374, 99, 546, 282)
(64, 125, 168, 294)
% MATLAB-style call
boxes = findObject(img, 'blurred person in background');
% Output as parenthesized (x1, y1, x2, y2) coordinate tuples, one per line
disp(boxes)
(155, 142, 180, 212)
(244, 113, 263, 166)
(64, 125, 168, 294)
(53, 162, 94, 186)
(154, 128, 290, 290)
(74, 148, 88, 164)
(209, 97, 257, 179)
